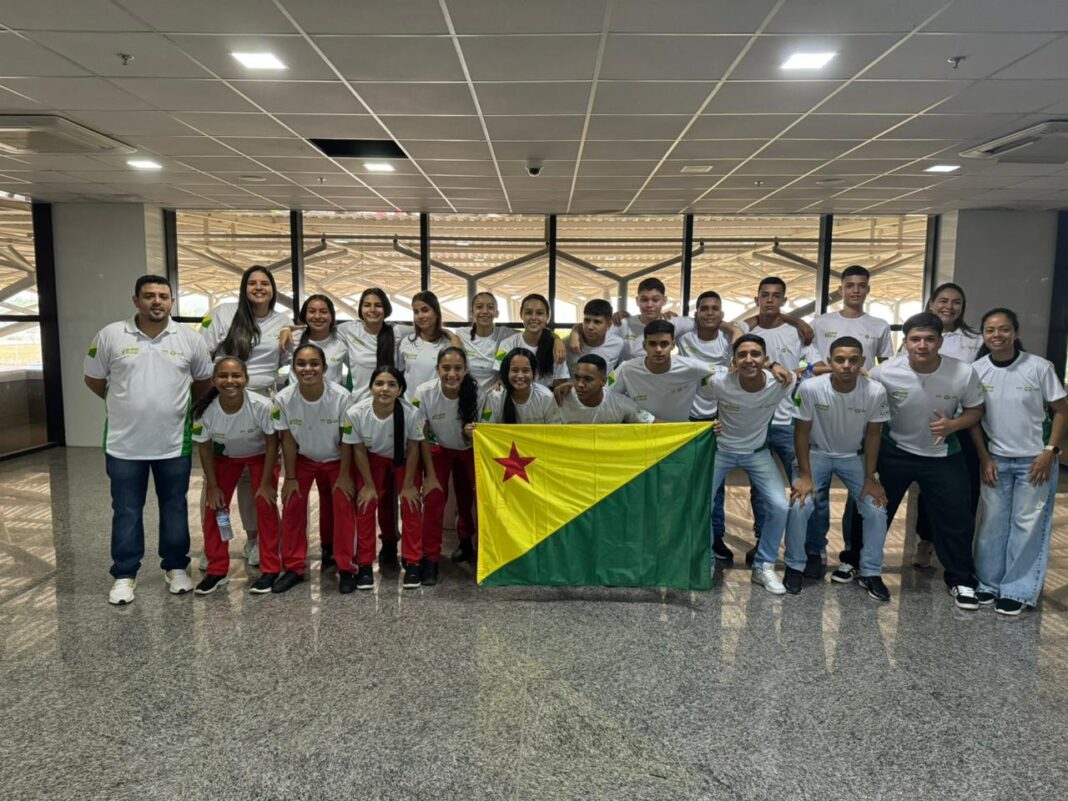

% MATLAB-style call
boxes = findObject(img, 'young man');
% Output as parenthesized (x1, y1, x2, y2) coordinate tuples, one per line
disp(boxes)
(558, 354, 654, 423)
(84, 275, 214, 605)
(783, 337, 890, 599)
(859, 312, 985, 610)
(607, 277, 695, 361)
(565, 299, 626, 376)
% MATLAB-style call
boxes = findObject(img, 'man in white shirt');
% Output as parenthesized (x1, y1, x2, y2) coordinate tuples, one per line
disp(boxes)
(608, 277, 695, 361)
(862, 312, 985, 610)
(565, 299, 626, 376)
(558, 355, 654, 424)
(84, 275, 214, 605)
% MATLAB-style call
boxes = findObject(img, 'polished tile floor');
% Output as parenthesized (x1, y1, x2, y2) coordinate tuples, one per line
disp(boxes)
(2, 447, 1067, 801)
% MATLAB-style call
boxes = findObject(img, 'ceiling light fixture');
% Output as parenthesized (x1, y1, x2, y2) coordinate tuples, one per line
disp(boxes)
(924, 164, 960, 173)
(231, 52, 287, 70)
(127, 159, 162, 170)
(0, 189, 30, 202)
(364, 162, 395, 172)
(681, 165, 713, 174)
(782, 52, 837, 70)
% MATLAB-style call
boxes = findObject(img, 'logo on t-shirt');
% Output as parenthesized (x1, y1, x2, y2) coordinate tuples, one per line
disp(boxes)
(121, 346, 139, 356)
(200, 316, 212, 329)
(88, 343, 98, 357)
(891, 390, 908, 400)
(289, 417, 303, 426)
(343, 422, 353, 435)
(814, 402, 831, 412)
(980, 382, 996, 393)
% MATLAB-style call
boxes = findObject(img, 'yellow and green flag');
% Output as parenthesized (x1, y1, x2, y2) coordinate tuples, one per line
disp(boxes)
(474, 423, 715, 590)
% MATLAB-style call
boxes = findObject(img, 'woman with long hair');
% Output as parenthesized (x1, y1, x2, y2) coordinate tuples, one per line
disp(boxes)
(397, 290, 463, 400)
(456, 291, 512, 394)
(479, 348, 562, 424)
(495, 293, 570, 388)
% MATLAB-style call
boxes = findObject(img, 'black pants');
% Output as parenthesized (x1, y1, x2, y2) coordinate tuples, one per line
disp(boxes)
(845, 440, 977, 588)
(916, 431, 981, 541)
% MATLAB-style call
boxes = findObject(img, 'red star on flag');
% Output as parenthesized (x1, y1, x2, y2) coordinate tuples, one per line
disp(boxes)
(495, 442, 535, 483)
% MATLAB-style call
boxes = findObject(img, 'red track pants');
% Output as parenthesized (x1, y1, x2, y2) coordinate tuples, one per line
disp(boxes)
(356, 452, 422, 566)
(202, 455, 279, 577)
(280, 456, 356, 575)
(422, 445, 476, 562)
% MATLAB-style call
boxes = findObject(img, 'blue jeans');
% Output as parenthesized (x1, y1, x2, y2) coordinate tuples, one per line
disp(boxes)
(714, 449, 788, 569)
(785, 452, 888, 576)
(711, 484, 726, 541)
(751, 424, 795, 538)
(106, 454, 192, 579)
(974, 456, 1059, 606)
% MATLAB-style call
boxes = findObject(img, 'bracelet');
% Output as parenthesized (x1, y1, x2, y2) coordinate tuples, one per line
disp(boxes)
(285, 475, 296, 480)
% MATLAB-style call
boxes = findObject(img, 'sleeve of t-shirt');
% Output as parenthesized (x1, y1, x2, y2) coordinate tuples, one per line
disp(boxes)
(696, 365, 726, 401)
(736, 320, 750, 335)
(794, 381, 815, 422)
(620, 395, 654, 424)
(606, 364, 628, 396)
(189, 334, 214, 380)
(552, 360, 570, 382)
(405, 405, 425, 442)
(255, 397, 275, 436)
(199, 305, 229, 354)
(83, 327, 110, 379)
(876, 324, 894, 361)
(542, 399, 563, 424)
(341, 406, 359, 444)
(671, 316, 695, 337)
(272, 398, 289, 432)
(1040, 361, 1067, 403)
(961, 365, 984, 408)
(869, 383, 891, 423)
(190, 407, 212, 443)
(801, 343, 824, 365)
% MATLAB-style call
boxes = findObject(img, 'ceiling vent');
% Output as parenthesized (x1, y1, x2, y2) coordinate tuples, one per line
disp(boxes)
(0, 115, 135, 155)
(960, 120, 1068, 164)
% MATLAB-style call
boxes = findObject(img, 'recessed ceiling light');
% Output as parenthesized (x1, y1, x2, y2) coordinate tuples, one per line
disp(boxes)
(681, 165, 714, 174)
(814, 177, 846, 186)
(231, 52, 286, 70)
(782, 52, 837, 70)
(924, 164, 960, 173)
(127, 159, 162, 170)
(364, 162, 395, 172)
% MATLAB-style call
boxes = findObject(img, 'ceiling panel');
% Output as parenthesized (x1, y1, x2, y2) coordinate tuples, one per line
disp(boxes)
(884, 113, 1028, 140)
(818, 80, 967, 114)
(592, 81, 712, 114)
(584, 115, 687, 140)
(687, 114, 799, 139)
(382, 115, 484, 140)
(447, 0, 607, 34)
(172, 112, 291, 137)
(757, 139, 865, 160)
(706, 81, 841, 114)
(0, 84, 46, 110)
(926, 1, 1068, 33)
(839, 139, 954, 159)
(783, 113, 909, 139)
(477, 82, 592, 115)
(112, 78, 254, 111)
(493, 140, 581, 160)
(610, 0, 780, 33)
(421, 159, 500, 176)
(284, 0, 448, 34)
(865, 33, 1059, 81)
(272, 114, 389, 139)
(166, 34, 336, 80)
(461, 36, 600, 81)
(600, 35, 748, 80)
(123, 135, 237, 156)
(0, 33, 90, 77)
(64, 110, 194, 136)
(314, 36, 465, 82)
(352, 83, 476, 115)
(765, 0, 959, 34)
(0, 0, 148, 31)
(485, 115, 585, 140)
(114, 0, 295, 34)
(667, 140, 765, 160)
(231, 81, 360, 114)
(935, 79, 1068, 114)
(401, 140, 494, 160)
(4, 77, 153, 110)
(26, 32, 212, 79)
(218, 137, 324, 158)
(580, 140, 671, 160)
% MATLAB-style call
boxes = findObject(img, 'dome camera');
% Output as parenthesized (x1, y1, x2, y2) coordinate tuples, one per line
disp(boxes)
(525, 160, 542, 177)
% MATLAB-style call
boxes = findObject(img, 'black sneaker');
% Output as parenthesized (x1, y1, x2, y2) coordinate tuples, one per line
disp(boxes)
(249, 572, 277, 594)
(320, 544, 336, 572)
(995, 598, 1025, 616)
(949, 585, 979, 611)
(338, 571, 357, 594)
(271, 570, 304, 594)
(194, 574, 229, 595)
(975, 591, 997, 606)
(712, 540, 734, 564)
(420, 558, 440, 586)
(378, 539, 399, 570)
(783, 567, 804, 595)
(830, 563, 856, 584)
(450, 538, 475, 563)
(857, 575, 891, 602)
(744, 545, 758, 567)
(803, 554, 825, 580)
(355, 564, 374, 590)
(402, 562, 422, 589)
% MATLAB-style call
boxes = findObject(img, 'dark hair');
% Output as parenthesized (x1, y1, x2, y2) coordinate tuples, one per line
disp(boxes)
(829, 335, 865, 356)
(576, 353, 608, 376)
(134, 274, 172, 296)
(732, 333, 767, 355)
(410, 290, 447, 343)
(216, 265, 277, 362)
(298, 294, 336, 347)
(499, 348, 534, 425)
(978, 307, 1025, 358)
(358, 287, 397, 369)
(583, 299, 613, 319)
(902, 312, 943, 337)
(758, 276, 787, 294)
(841, 265, 871, 281)
(437, 347, 479, 428)
(695, 290, 722, 306)
(369, 365, 409, 466)
(192, 356, 247, 420)
(928, 282, 978, 336)
(293, 342, 327, 369)
(469, 291, 497, 339)
(643, 319, 675, 340)
(519, 293, 555, 379)
(636, 277, 666, 295)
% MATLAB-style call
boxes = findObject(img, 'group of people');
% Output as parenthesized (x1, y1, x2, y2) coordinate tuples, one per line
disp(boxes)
(85, 265, 1066, 617)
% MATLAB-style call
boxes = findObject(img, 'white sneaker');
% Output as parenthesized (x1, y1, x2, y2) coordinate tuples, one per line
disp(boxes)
(949, 585, 979, 611)
(244, 540, 260, 567)
(165, 569, 193, 595)
(751, 564, 787, 595)
(197, 552, 208, 571)
(108, 578, 136, 605)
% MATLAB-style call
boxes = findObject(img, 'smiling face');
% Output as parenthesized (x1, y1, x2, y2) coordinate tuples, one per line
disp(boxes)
(360, 292, 386, 325)
(212, 358, 247, 399)
(733, 341, 765, 378)
(437, 351, 467, 393)
(829, 347, 864, 382)
(929, 288, 963, 330)
(982, 313, 1016, 356)
(904, 327, 941, 366)
(841, 275, 870, 311)
(636, 289, 665, 320)
(471, 293, 498, 329)
(133, 282, 173, 323)
(371, 371, 402, 405)
(643, 332, 674, 366)
(521, 299, 549, 336)
(413, 299, 438, 335)
(696, 297, 723, 332)
(293, 348, 325, 386)
(507, 354, 534, 392)
(573, 363, 605, 402)
(245, 270, 274, 309)
(303, 298, 333, 335)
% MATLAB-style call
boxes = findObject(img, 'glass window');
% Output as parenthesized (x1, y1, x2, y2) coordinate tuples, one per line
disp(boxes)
(0, 203, 38, 315)
(0, 322, 47, 454)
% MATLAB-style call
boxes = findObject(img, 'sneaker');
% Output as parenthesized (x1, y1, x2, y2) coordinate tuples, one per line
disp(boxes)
(803, 554, 825, 580)
(320, 544, 335, 571)
(712, 540, 734, 564)
(108, 578, 136, 605)
(355, 565, 374, 590)
(450, 538, 475, 563)
(270, 570, 304, 594)
(244, 540, 260, 567)
(751, 564, 786, 595)
(949, 585, 979, 611)
(249, 572, 277, 594)
(995, 598, 1025, 616)
(338, 571, 357, 595)
(830, 563, 856, 584)
(378, 539, 399, 570)
(783, 567, 804, 595)
(165, 569, 193, 595)
(197, 552, 208, 571)
(744, 545, 758, 567)
(975, 590, 997, 606)
(912, 540, 934, 568)
(195, 574, 229, 595)
(402, 562, 422, 589)
(420, 558, 439, 586)
(857, 575, 891, 602)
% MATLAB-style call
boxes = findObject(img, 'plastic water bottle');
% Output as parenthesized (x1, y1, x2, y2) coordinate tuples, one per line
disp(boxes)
(216, 508, 233, 542)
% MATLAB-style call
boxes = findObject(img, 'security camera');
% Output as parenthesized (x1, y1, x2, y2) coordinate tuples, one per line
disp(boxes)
(525, 161, 542, 177)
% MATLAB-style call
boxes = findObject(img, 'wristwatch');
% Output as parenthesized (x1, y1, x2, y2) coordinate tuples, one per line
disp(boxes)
(1044, 445, 1061, 456)
(869, 472, 880, 483)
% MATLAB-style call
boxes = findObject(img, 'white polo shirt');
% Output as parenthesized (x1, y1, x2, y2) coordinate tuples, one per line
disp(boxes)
(272, 381, 351, 463)
(397, 333, 455, 400)
(811, 311, 893, 369)
(870, 354, 984, 458)
(676, 326, 743, 419)
(335, 320, 414, 402)
(481, 383, 562, 424)
(199, 302, 290, 392)
(85, 316, 213, 460)
(610, 315, 696, 361)
(411, 378, 482, 451)
(285, 333, 348, 387)
(558, 388, 654, 424)
(793, 374, 890, 457)
(457, 325, 512, 394)
(565, 336, 627, 377)
(973, 353, 1066, 458)
(705, 370, 795, 454)
(607, 356, 723, 423)
(342, 397, 424, 459)
(749, 322, 823, 426)
(495, 332, 570, 387)
(191, 392, 274, 458)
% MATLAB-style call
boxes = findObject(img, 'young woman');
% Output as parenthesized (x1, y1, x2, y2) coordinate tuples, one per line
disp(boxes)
(480, 349, 563, 424)
(413, 348, 482, 580)
(397, 290, 463, 400)
(342, 366, 429, 593)
(496, 293, 570, 389)
(191, 358, 279, 595)
(270, 344, 355, 595)
(456, 292, 513, 394)
(971, 308, 1067, 616)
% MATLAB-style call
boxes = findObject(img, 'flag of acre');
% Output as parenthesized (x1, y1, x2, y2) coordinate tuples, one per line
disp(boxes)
(474, 423, 715, 590)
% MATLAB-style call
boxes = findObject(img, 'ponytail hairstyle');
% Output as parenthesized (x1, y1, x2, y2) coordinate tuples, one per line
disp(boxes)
(216, 266, 277, 361)
(298, 293, 337, 346)
(928, 282, 978, 337)
(499, 348, 534, 425)
(977, 307, 1025, 358)
(519, 292, 555, 379)
(368, 365, 409, 466)
(469, 291, 498, 340)
(437, 346, 479, 427)
(192, 356, 248, 420)
(358, 287, 396, 368)
(410, 290, 447, 343)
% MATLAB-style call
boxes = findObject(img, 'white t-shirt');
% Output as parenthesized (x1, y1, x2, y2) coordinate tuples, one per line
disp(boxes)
(811, 311, 893, 369)
(397, 333, 456, 400)
(285, 333, 348, 387)
(611, 315, 695, 361)
(496, 332, 570, 387)
(749, 322, 823, 426)
(84, 317, 213, 460)
(675, 325, 743, 419)
(607, 356, 723, 423)
(705, 370, 795, 453)
(973, 353, 1066, 458)
(411, 378, 481, 451)
(793, 374, 890, 457)
(558, 388, 654, 424)
(200, 302, 290, 392)
(342, 396, 424, 459)
(481, 383, 562, 424)
(335, 320, 414, 402)
(940, 329, 983, 364)
(272, 381, 352, 463)
(457, 325, 511, 394)
(870, 354, 984, 458)
(192, 392, 274, 458)
(566, 336, 627, 377)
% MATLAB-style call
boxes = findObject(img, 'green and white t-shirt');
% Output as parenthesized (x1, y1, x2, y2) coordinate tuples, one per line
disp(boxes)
(191, 392, 273, 458)
(607, 356, 722, 423)
(342, 397, 425, 458)
(749, 322, 823, 426)
(974, 353, 1066, 458)
(199, 302, 290, 392)
(558, 388, 654, 424)
(411, 378, 482, 451)
(285, 333, 348, 388)
(811, 311, 893, 370)
(335, 320, 413, 402)
(610, 315, 695, 361)
(272, 381, 352, 463)
(456, 325, 511, 395)
(704, 370, 796, 454)
(480, 383, 562, 424)
(793, 374, 889, 457)
(495, 333, 570, 387)
(398, 334, 455, 401)
(565, 336, 627, 377)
